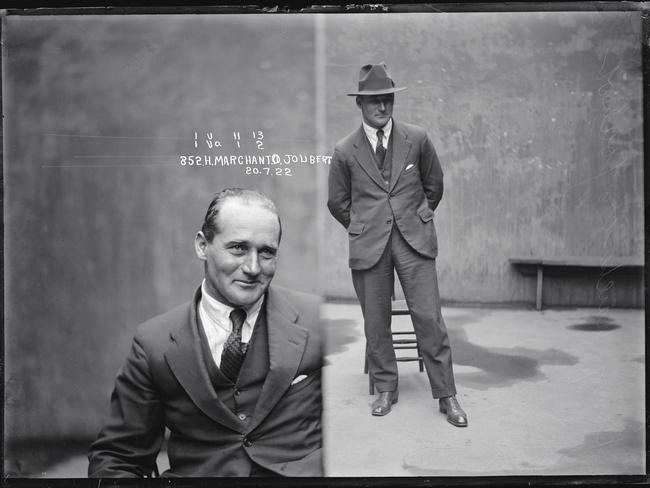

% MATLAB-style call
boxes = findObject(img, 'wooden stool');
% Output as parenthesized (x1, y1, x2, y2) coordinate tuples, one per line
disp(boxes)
(364, 299, 425, 394)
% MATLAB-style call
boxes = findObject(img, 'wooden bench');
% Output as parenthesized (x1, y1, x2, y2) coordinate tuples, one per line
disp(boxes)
(509, 256, 644, 310)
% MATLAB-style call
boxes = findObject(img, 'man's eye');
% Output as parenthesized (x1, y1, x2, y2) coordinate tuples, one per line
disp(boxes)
(260, 249, 276, 259)
(230, 244, 247, 254)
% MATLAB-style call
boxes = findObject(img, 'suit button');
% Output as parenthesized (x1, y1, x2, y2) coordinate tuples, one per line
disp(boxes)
(386, 219, 392, 224)
(243, 436, 253, 447)
(234, 389, 241, 396)
(238, 413, 247, 421)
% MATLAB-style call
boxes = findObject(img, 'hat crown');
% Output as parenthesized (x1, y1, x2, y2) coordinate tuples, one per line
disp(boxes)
(358, 63, 395, 92)
(347, 62, 406, 96)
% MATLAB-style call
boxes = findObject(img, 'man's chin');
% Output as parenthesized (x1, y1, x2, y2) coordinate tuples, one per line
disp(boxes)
(229, 283, 267, 307)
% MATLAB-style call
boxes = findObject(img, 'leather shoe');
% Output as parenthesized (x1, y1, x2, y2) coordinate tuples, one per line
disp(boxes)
(371, 390, 399, 416)
(439, 396, 468, 427)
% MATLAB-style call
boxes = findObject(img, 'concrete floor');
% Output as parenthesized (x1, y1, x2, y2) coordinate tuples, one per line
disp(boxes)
(322, 303, 646, 477)
(13, 304, 646, 478)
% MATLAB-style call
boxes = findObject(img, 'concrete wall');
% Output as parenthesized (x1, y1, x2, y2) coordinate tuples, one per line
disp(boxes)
(3, 11, 644, 442)
(321, 12, 644, 307)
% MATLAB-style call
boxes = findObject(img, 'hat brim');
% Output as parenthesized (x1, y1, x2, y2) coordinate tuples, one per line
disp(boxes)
(347, 86, 407, 96)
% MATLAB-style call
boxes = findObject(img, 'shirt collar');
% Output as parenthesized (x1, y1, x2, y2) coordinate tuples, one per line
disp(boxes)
(362, 117, 392, 148)
(199, 279, 264, 330)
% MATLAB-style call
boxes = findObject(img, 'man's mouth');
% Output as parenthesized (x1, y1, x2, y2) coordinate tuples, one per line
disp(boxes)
(235, 280, 260, 288)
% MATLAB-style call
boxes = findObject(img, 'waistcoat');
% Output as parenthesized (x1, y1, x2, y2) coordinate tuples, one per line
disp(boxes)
(197, 304, 269, 422)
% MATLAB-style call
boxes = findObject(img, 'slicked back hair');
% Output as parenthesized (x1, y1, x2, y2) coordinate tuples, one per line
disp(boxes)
(200, 188, 282, 243)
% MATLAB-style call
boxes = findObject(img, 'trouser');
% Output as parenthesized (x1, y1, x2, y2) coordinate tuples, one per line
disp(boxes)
(351, 225, 456, 398)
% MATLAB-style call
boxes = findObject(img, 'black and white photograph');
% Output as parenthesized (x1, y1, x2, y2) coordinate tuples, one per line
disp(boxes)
(2, 4, 646, 482)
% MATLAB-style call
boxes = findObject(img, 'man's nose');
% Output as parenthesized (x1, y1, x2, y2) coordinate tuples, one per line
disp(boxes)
(242, 251, 261, 275)
(378, 101, 386, 111)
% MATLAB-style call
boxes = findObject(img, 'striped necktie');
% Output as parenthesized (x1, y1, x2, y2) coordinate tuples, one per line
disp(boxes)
(220, 308, 248, 383)
(375, 129, 386, 168)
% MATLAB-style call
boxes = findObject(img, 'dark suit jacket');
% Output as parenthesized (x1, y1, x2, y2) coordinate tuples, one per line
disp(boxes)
(88, 285, 323, 477)
(327, 120, 444, 270)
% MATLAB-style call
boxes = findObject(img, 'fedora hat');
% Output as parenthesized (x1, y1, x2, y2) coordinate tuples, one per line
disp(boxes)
(347, 62, 407, 96)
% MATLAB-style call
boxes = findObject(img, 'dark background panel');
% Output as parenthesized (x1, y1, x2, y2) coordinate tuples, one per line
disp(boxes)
(4, 14, 321, 441)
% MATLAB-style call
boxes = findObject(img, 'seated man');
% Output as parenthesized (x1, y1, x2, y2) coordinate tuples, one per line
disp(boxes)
(88, 188, 323, 477)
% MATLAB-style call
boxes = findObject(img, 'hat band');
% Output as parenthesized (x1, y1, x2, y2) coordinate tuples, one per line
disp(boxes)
(359, 78, 395, 92)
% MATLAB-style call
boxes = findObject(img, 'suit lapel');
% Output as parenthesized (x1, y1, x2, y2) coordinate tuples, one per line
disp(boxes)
(352, 126, 388, 190)
(164, 288, 244, 433)
(389, 121, 413, 192)
(249, 286, 308, 431)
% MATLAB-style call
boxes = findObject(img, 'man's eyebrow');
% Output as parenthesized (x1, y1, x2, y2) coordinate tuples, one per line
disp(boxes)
(225, 239, 247, 246)
(225, 240, 278, 250)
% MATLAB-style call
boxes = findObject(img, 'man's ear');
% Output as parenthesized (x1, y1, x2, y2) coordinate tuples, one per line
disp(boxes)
(355, 96, 362, 108)
(195, 231, 208, 261)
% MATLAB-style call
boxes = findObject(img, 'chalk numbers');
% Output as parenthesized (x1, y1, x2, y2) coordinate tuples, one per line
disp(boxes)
(194, 129, 264, 150)
(194, 131, 223, 149)
(185, 129, 296, 176)
(251, 130, 264, 150)
(246, 167, 292, 177)
(205, 132, 221, 149)
(232, 130, 263, 149)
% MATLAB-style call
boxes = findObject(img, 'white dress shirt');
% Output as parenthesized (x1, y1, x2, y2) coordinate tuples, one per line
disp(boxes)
(198, 279, 264, 367)
(362, 117, 392, 153)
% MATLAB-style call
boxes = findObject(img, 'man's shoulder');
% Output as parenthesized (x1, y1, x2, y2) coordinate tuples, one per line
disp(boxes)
(333, 126, 362, 153)
(268, 286, 322, 351)
(134, 299, 191, 345)
(267, 285, 322, 328)
(394, 120, 428, 139)
(269, 285, 321, 310)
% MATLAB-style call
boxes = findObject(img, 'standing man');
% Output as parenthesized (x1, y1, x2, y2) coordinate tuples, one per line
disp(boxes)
(89, 188, 323, 477)
(327, 63, 467, 427)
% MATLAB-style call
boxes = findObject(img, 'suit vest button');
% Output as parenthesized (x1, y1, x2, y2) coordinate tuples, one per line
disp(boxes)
(238, 413, 247, 421)
(386, 219, 392, 224)
(243, 436, 253, 447)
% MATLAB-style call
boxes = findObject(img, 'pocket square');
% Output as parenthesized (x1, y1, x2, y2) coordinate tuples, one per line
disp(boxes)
(404, 163, 414, 171)
(291, 374, 308, 385)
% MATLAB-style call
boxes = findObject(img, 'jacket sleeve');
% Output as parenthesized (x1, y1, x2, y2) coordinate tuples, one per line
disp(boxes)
(88, 332, 165, 478)
(327, 146, 352, 229)
(419, 134, 444, 212)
